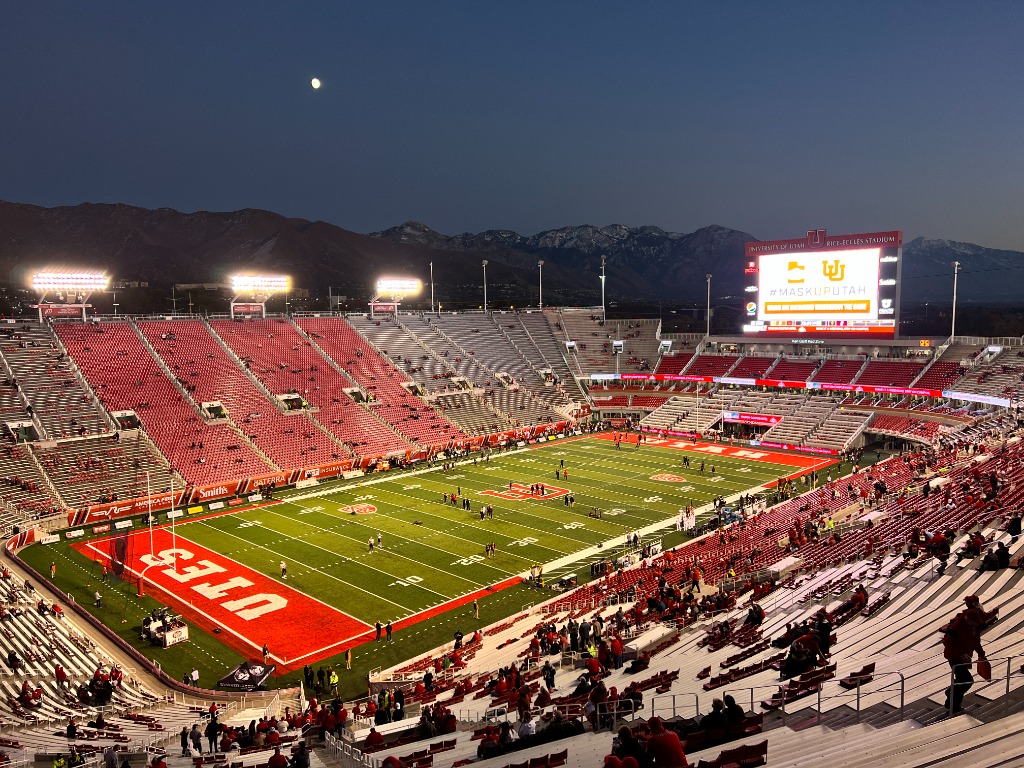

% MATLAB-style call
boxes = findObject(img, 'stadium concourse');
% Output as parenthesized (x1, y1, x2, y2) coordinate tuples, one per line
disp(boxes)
(0, 309, 1022, 768)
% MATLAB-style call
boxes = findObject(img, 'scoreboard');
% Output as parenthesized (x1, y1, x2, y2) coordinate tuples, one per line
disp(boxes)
(742, 229, 902, 339)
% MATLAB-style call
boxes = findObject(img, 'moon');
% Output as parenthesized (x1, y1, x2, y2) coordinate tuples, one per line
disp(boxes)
(311, 77, 321, 90)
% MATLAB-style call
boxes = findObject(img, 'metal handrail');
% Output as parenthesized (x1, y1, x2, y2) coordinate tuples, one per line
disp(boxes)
(721, 668, 907, 725)
(595, 698, 643, 731)
(649, 691, 701, 720)
(947, 653, 1022, 719)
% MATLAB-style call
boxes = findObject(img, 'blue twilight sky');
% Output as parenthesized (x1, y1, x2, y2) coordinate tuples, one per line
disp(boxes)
(2, 2, 1023, 249)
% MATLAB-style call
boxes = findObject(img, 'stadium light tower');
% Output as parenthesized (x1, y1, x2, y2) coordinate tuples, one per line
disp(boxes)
(482, 260, 488, 312)
(370, 277, 422, 317)
(538, 260, 544, 309)
(31, 271, 110, 322)
(600, 256, 607, 325)
(706, 274, 713, 337)
(229, 274, 290, 319)
(430, 261, 435, 314)
(950, 261, 961, 341)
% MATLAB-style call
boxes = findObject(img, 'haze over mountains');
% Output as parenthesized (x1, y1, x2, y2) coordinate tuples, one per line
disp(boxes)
(0, 200, 1019, 305)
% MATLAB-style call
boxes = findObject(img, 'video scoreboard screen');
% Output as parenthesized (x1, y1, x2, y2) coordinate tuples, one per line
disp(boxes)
(742, 229, 902, 339)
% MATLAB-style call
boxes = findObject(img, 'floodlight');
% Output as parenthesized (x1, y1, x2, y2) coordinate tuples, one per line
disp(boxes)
(31, 271, 109, 293)
(230, 274, 291, 294)
(376, 278, 422, 296)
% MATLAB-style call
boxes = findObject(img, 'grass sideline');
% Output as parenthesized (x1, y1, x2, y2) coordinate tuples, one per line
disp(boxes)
(19, 435, 840, 700)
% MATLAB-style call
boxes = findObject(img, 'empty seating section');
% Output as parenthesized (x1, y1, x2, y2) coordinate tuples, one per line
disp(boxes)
(685, 355, 739, 378)
(517, 312, 588, 401)
(483, 389, 559, 427)
(761, 397, 840, 445)
(869, 414, 943, 443)
(612, 319, 662, 372)
(433, 393, 502, 435)
(654, 353, 694, 375)
(640, 392, 735, 433)
(913, 360, 965, 390)
(727, 390, 803, 417)
(0, 445, 59, 523)
(638, 397, 691, 431)
(55, 322, 274, 485)
(492, 315, 576, 410)
(138, 320, 341, 468)
(0, 324, 110, 439)
(434, 314, 535, 388)
(853, 360, 925, 388)
(0, 379, 27, 429)
(35, 433, 176, 508)
(401, 315, 495, 387)
(296, 317, 464, 447)
(765, 358, 819, 381)
(804, 409, 871, 450)
(591, 394, 631, 408)
(556, 311, 614, 374)
(812, 359, 863, 384)
(938, 342, 987, 365)
(346, 316, 456, 393)
(0, 572, 218, 760)
(395, 315, 562, 425)
(630, 394, 673, 409)
(728, 355, 776, 379)
(950, 360, 1024, 402)
(212, 318, 412, 456)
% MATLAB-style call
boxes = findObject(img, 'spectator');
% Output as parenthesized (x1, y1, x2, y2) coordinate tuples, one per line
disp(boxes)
(723, 695, 746, 730)
(612, 725, 650, 766)
(518, 712, 536, 739)
(289, 743, 309, 768)
(644, 717, 687, 767)
(267, 748, 287, 768)
(699, 698, 726, 731)
(363, 727, 384, 750)
(941, 606, 987, 713)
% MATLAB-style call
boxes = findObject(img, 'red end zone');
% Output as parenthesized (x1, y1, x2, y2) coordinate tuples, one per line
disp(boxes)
(594, 432, 835, 466)
(74, 527, 371, 671)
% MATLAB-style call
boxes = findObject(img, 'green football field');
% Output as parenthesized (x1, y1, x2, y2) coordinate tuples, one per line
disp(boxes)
(25, 434, 835, 695)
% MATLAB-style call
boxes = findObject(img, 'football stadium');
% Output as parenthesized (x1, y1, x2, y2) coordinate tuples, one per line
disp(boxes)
(2, 229, 1024, 768)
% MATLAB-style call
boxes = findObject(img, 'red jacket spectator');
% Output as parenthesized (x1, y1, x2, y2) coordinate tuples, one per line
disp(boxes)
(850, 588, 868, 611)
(267, 749, 287, 768)
(611, 637, 624, 659)
(363, 728, 384, 749)
(943, 609, 985, 664)
(645, 717, 688, 767)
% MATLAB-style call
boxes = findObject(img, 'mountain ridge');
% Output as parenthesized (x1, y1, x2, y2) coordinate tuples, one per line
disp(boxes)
(1, 200, 1020, 304)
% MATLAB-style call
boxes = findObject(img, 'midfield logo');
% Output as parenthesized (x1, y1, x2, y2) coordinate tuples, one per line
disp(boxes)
(480, 482, 570, 501)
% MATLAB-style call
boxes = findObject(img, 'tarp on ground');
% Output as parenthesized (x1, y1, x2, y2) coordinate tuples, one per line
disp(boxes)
(217, 661, 276, 691)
